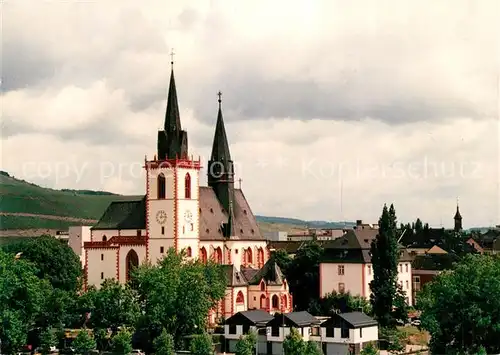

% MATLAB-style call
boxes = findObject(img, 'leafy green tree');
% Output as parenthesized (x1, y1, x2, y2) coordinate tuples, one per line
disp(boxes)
(309, 291, 372, 316)
(153, 328, 175, 355)
(414, 218, 423, 233)
(189, 332, 214, 355)
(370, 204, 399, 328)
(392, 285, 409, 325)
(132, 249, 226, 350)
(93, 328, 110, 352)
(283, 328, 306, 355)
(88, 279, 140, 334)
(235, 331, 257, 355)
(72, 330, 96, 355)
(0, 249, 52, 353)
(39, 328, 56, 355)
(286, 242, 324, 311)
(417, 254, 500, 354)
(360, 342, 379, 355)
(110, 328, 133, 355)
(272, 249, 293, 274)
(304, 341, 323, 355)
(2, 235, 82, 292)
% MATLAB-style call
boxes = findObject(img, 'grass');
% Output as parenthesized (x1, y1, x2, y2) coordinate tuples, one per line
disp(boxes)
(397, 326, 430, 346)
(0, 215, 85, 230)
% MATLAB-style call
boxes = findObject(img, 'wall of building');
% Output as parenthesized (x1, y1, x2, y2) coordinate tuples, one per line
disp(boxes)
(225, 240, 268, 269)
(86, 248, 118, 288)
(68, 226, 91, 265)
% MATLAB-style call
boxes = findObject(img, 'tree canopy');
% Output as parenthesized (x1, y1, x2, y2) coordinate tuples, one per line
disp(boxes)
(417, 254, 500, 354)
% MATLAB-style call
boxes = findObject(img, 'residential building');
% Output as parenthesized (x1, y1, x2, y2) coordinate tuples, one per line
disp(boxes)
(264, 231, 288, 242)
(78, 63, 292, 321)
(223, 310, 378, 355)
(319, 229, 413, 305)
(68, 226, 91, 267)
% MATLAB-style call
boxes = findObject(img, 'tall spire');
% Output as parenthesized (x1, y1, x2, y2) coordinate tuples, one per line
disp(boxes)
(164, 49, 181, 132)
(208, 91, 235, 216)
(210, 91, 232, 161)
(454, 198, 463, 232)
(157, 49, 188, 160)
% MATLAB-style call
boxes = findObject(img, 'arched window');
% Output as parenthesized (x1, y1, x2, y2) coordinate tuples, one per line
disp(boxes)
(272, 294, 279, 309)
(258, 248, 265, 267)
(260, 294, 267, 309)
(126, 249, 139, 282)
(157, 173, 166, 199)
(282, 294, 288, 308)
(246, 248, 253, 264)
(200, 247, 207, 263)
(186, 247, 192, 257)
(236, 291, 245, 304)
(214, 247, 222, 264)
(260, 281, 266, 291)
(185, 173, 191, 199)
(102, 235, 107, 242)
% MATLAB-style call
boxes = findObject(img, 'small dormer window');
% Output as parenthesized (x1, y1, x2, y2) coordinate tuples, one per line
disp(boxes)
(199, 208, 202, 214)
(206, 229, 210, 234)
(240, 229, 244, 234)
(210, 208, 214, 214)
(243, 209, 247, 215)
(251, 229, 255, 234)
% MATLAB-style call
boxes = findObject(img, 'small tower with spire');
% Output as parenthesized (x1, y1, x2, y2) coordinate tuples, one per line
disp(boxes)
(208, 91, 236, 236)
(454, 199, 463, 232)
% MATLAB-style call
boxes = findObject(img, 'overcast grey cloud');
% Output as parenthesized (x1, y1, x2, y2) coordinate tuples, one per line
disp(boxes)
(1, 0, 499, 228)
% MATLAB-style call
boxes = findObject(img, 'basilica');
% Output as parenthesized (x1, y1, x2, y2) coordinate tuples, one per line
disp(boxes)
(82, 62, 293, 322)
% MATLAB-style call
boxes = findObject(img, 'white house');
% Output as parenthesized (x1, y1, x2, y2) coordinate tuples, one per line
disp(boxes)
(223, 310, 379, 355)
(68, 226, 91, 267)
(319, 229, 413, 305)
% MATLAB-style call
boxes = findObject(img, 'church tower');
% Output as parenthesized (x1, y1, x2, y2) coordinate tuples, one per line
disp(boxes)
(208, 93, 236, 237)
(454, 202, 463, 232)
(145, 54, 201, 262)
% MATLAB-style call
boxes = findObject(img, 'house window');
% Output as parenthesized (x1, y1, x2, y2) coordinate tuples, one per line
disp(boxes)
(229, 324, 237, 334)
(338, 265, 345, 275)
(161, 226, 165, 235)
(368, 265, 371, 275)
(406, 280, 409, 289)
(137, 230, 141, 237)
(102, 235, 107, 242)
(260, 281, 266, 291)
(101, 254, 104, 261)
(326, 327, 334, 338)
(311, 327, 320, 336)
(405, 263, 409, 272)
(190, 223, 194, 231)
(360, 328, 363, 338)
(101, 272, 104, 280)
(341, 328, 349, 338)
(185, 173, 191, 199)
(272, 295, 279, 309)
(186, 247, 192, 257)
(338, 282, 345, 293)
(160, 246, 164, 253)
(271, 326, 279, 337)
(157, 174, 166, 199)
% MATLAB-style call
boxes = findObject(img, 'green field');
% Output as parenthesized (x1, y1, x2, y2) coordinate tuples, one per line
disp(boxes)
(0, 215, 85, 230)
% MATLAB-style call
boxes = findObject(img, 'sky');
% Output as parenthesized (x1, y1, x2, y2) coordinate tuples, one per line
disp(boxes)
(2, 0, 499, 228)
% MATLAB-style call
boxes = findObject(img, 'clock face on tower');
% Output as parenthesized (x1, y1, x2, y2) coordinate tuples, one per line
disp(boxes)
(156, 210, 167, 224)
(184, 210, 193, 223)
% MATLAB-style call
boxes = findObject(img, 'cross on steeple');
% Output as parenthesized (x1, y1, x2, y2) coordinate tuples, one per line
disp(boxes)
(170, 48, 175, 66)
(217, 91, 222, 107)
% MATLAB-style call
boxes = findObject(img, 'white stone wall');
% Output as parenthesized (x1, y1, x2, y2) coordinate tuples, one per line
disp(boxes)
(225, 240, 268, 269)
(68, 226, 91, 266)
(86, 248, 118, 288)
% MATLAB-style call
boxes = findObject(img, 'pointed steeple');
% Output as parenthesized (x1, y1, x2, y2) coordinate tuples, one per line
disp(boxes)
(164, 66, 181, 132)
(208, 92, 235, 215)
(157, 50, 188, 160)
(223, 199, 236, 238)
(211, 92, 232, 161)
(454, 199, 462, 232)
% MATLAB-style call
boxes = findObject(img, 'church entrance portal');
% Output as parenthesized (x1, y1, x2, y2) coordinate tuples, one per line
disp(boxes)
(126, 249, 139, 282)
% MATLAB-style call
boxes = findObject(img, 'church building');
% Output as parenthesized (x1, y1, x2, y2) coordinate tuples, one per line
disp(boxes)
(82, 61, 292, 322)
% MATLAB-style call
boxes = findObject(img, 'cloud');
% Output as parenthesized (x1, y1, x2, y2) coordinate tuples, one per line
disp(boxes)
(1, 0, 499, 228)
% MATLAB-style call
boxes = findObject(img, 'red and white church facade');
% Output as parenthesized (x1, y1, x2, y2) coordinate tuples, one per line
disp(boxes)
(80, 63, 292, 322)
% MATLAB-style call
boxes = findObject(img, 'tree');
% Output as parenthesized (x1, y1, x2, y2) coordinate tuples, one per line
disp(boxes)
(392, 285, 409, 325)
(283, 328, 306, 355)
(93, 328, 110, 352)
(235, 331, 256, 355)
(2, 235, 82, 292)
(286, 242, 324, 311)
(110, 328, 133, 355)
(309, 291, 372, 316)
(88, 279, 140, 333)
(370, 204, 399, 328)
(153, 328, 175, 355)
(304, 341, 323, 355)
(272, 249, 292, 275)
(39, 328, 56, 355)
(132, 248, 226, 350)
(0, 249, 52, 354)
(417, 254, 500, 354)
(414, 218, 423, 233)
(360, 342, 379, 355)
(72, 330, 96, 355)
(189, 332, 214, 355)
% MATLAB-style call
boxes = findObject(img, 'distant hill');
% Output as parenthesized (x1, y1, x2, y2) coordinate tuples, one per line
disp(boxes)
(0, 171, 352, 237)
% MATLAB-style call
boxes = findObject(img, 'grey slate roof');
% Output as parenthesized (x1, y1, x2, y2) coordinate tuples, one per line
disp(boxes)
(337, 312, 378, 328)
(222, 265, 248, 287)
(226, 310, 274, 326)
(91, 187, 263, 241)
(284, 311, 321, 327)
(242, 257, 285, 286)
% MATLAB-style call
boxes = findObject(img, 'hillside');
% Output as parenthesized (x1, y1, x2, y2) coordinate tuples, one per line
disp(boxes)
(0, 172, 318, 236)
